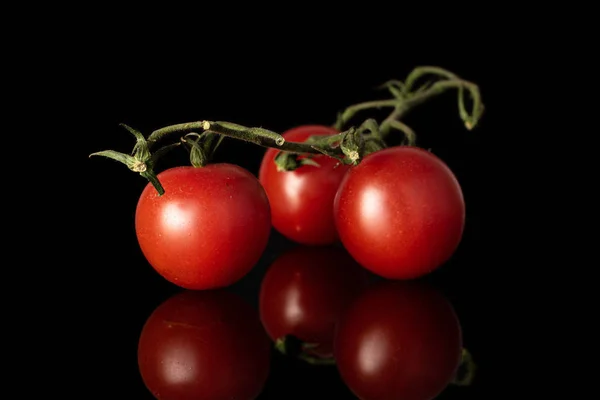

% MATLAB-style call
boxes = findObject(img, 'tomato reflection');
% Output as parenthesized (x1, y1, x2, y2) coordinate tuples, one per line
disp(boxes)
(137, 290, 271, 400)
(334, 280, 463, 400)
(259, 245, 370, 361)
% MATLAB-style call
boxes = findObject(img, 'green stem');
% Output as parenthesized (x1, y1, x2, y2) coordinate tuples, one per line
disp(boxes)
(147, 121, 206, 148)
(140, 170, 164, 195)
(297, 352, 336, 366)
(334, 99, 398, 130)
(89, 65, 484, 196)
(380, 78, 483, 138)
(305, 132, 345, 146)
(150, 120, 347, 157)
(381, 119, 416, 145)
(180, 136, 208, 168)
(399, 79, 477, 118)
(274, 336, 336, 366)
(336, 66, 484, 144)
(403, 65, 459, 92)
(451, 348, 477, 386)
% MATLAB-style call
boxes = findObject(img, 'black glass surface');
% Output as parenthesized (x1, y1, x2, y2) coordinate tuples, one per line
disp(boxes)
(81, 55, 497, 399)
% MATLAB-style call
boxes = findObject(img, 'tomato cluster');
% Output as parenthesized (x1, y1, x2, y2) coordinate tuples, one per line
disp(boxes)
(260, 127, 466, 279)
(130, 132, 470, 398)
(93, 66, 481, 399)
(132, 124, 465, 289)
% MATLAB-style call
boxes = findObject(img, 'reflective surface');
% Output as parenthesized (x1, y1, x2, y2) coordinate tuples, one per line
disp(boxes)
(81, 231, 484, 399)
(137, 290, 271, 399)
(333, 280, 463, 400)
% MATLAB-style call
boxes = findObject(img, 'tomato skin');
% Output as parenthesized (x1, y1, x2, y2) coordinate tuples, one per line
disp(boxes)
(135, 164, 271, 290)
(333, 146, 465, 279)
(258, 125, 350, 245)
(259, 246, 369, 357)
(137, 290, 271, 400)
(333, 281, 462, 400)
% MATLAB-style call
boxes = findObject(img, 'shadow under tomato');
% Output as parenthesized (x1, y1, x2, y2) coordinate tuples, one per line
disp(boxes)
(137, 289, 271, 400)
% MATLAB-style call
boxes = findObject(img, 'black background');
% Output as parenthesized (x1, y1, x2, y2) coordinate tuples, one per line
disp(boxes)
(73, 34, 510, 398)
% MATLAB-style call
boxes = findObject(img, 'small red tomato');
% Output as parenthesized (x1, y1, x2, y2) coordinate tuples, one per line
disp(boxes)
(334, 146, 465, 279)
(334, 280, 463, 400)
(258, 125, 350, 245)
(138, 290, 271, 400)
(259, 246, 369, 359)
(135, 164, 271, 290)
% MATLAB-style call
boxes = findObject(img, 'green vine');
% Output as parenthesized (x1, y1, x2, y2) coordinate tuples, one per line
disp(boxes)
(89, 66, 483, 195)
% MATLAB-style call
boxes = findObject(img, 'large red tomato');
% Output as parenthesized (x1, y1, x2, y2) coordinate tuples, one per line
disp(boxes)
(135, 164, 271, 290)
(334, 146, 465, 279)
(137, 290, 271, 400)
(258, 125, 350, 245)
(334, 280, 463, 400)
(259, 245, 369, 359)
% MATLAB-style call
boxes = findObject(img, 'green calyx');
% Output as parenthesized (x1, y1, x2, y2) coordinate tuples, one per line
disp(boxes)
(274, 336, 336, 366)
(180, 131, 226, 168)
(89, 123, 178, 195)
(274, 152, 321, 172)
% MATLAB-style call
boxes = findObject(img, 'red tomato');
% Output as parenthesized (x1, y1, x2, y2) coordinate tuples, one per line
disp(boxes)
(138, 290, 271, 400)
(135, 164, 271, 290)
(334, 146, 465, 279)
(258, 125, 350, 245)
(334, 280, 463, 400)
(259, 246, 369, 359)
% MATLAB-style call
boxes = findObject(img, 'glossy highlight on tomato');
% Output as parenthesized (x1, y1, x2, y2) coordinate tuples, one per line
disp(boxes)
(259, 246, 369, 358)
(137, 290, 271, 400)
(334, 146, 465, 279)
(135, 164, 271, 290)
(334, 280, 463, 400)
(259, 125, 350, 245)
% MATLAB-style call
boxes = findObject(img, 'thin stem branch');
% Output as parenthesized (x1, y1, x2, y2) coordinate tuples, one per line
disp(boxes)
(148, 121, 207, 147)
(382, 120, 416, 145)
(399, 79, 473, 116)
(403, 65, 459, 92)
(90, 65, 484, 197)
(380, 78, 483, 138)
(149, 120, 346, 157)
(335, 99, 398, 130)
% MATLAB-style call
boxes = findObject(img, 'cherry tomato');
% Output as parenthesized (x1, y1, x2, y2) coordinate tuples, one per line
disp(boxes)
(334, 280, 462, 400)
(258, 125, 350, 245)
(334, 146, 465, 279)
(135, 164, 271, 290)
(259, 246, 369, 359)
(137, 290, 271, 400)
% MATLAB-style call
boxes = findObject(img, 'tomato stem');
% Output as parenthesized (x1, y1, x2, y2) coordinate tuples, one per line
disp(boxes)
(89, 65, 484, 193)
(140, 170, 165, 195)
(334, 99, 399, 130)
(89, 123, 175, 195)
(335, 66, 484, 144)
(274, 335, 336, 366)
(297, 352, 336, 366)
(451, 347, 477, 386)
(181, 135, 208, 167)
(149, 120, 350, 158)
